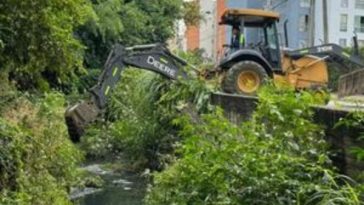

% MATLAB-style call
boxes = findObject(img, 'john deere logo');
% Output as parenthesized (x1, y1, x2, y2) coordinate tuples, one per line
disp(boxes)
(317, 45, 333, 52)
(147, 56, 176, 77)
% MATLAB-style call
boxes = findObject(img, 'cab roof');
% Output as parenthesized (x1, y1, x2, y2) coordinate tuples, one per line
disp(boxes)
(220, 9, 280, 27)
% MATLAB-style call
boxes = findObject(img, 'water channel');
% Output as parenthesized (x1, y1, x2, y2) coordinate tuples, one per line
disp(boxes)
(72, 164, 146, 205)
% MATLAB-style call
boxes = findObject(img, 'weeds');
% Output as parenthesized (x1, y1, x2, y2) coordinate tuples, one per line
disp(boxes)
(146, 85, 362, 205)
(0, 91, 82, 205)
(80, 56, 214, 169)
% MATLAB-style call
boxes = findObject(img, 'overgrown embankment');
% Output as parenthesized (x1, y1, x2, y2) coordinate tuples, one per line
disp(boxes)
(80, 67, 213, 170)
(1, 0, 363, 204)
(0, 84, 82, 205)
(0, 0, 192, 203)
(146, 86, 363, 204)
(77, 65, 364, 204)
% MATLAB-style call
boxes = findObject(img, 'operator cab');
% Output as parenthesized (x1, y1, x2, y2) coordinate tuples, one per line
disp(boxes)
(220, 9, 282, 70)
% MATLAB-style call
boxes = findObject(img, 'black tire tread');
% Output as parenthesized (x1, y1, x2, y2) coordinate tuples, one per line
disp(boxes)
(222, 60, 268, 95)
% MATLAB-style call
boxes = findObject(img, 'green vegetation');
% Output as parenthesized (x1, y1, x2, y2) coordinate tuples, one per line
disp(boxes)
(80, 64, 213, 169)
(183, 1, 203, 26)
(0, 0, 363, 204)
(339, 112, 364, 162)
(335, 111, 364, 184)
(146, 86, 362, 205)
(78, 0, 184, 68)
(0, 0, 95, 91)
(0, 86, 81, 205)
(78, 65, 363, 204)
(0, 0, 187, 89)
(0, 0, 189, 203)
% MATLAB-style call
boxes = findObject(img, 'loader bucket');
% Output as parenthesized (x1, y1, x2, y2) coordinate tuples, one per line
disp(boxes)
(65, 100, 100, 142)
(338, 69, 364, 98)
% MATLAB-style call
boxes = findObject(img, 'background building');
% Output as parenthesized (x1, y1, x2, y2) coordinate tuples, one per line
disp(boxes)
(175, 0, 226, 62)
(314, 0, 364, 47)
(267, 0, 312, 48)
(175, 0, 364, 62)
(263, 0, 364, 48)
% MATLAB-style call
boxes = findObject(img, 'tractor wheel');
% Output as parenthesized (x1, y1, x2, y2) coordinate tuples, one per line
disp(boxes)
(222, 61, 268, 95)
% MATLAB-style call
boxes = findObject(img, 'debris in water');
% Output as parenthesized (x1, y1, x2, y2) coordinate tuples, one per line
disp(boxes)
(69, 187, 103, 200)
(112, 179, 133, 186)
(81, 164, 113, 175)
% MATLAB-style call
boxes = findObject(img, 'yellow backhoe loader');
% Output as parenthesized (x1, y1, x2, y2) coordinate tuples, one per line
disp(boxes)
(217, 9, 364, 96)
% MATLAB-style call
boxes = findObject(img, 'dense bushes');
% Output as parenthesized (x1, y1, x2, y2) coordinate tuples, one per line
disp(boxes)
(80, 66, 213, 169)
(1, 1, 363, 204)
(0, 0, 188, 90)
(335, 111, 364, 184)
(146, 86, 362, 205)
(0, 0, 95, 90)
(0, 90, 82, 205)
(78, 0, 184, 68)
(0, 1, 198, 203)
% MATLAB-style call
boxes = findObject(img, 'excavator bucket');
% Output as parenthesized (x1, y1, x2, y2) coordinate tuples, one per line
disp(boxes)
(338, 69, 364, 98)
(65, 100, 100, 142)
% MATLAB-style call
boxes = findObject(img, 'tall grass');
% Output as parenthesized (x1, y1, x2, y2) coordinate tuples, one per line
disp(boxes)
(146, 85, 363, 205)
(0, 90, 82, 205)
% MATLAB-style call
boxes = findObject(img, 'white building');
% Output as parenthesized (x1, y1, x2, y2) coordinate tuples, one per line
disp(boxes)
(199, 0, 218, 60)
(171, 0, 225, 62)
(314, 0, 364, 47)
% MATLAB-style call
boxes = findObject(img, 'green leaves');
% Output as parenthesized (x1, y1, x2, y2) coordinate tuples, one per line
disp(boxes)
(0, 91, 82, 204)
(183, 1, 202, 26)
(79, 0, 184, 68)
(146, 85, 361, 205)
(89, 0, 124, 41)
(0, 0, 95, 90)
(336, 112, 364, 164)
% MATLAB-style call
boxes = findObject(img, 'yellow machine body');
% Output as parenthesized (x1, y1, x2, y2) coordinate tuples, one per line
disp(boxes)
(276, 55, 329, 89)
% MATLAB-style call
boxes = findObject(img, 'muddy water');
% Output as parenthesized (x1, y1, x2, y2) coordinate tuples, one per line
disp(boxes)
(72, 164, 146, 205)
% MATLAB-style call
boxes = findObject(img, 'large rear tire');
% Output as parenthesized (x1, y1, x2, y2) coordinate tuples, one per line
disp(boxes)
(222, 61, 269, 95)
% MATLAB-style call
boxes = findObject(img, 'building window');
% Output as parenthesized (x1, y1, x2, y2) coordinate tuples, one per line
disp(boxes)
(339, 39, 347, 47)
(340, 14, 348, 32)
(341, 0, 349, 8)
(299, 15, 309, 32)
(300, 0, 310, 8)
(354, 16, 364, 33)
(356, 0, 364, 9)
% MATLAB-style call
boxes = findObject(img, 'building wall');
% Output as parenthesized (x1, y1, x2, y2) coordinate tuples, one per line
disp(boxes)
(271, 0, 311, 48)
(182, 0, 226, 62)
(199, 0, 218, 59)
(171, 19, 187, 51)
(216, 0, 227, 60)
(315, 0, 364, 47)
(186, 25, 200, 50)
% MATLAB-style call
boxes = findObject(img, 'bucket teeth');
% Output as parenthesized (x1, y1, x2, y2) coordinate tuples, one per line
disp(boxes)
(338, 69, 364, 98)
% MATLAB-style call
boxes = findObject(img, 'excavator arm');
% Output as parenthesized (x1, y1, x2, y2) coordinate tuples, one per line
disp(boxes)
(287, 44, 364, 97)
(286, 44, 364, 69)
(65, 44, 188, 142)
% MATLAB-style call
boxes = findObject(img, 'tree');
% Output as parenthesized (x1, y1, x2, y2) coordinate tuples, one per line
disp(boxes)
(0, 0, 95, 90)
(78, 0, 184, 68)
